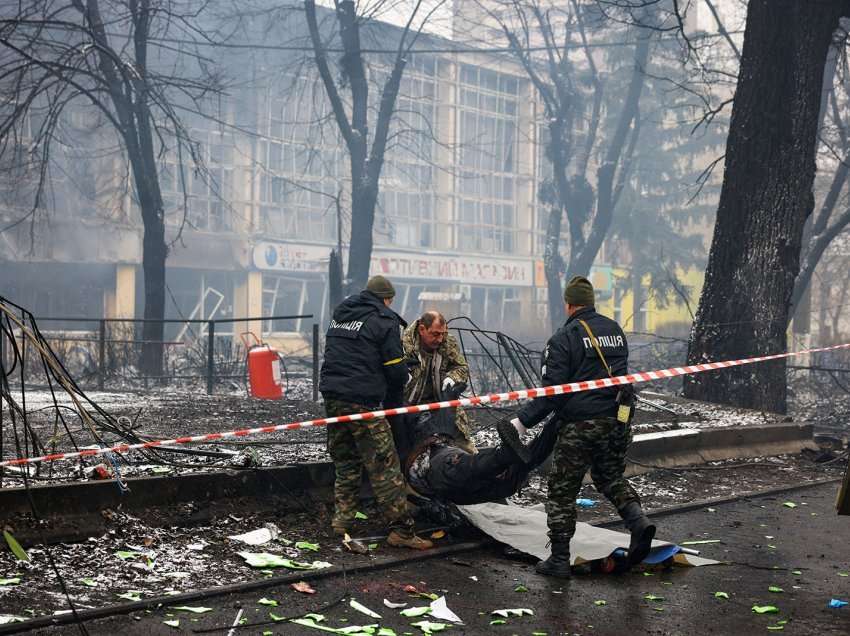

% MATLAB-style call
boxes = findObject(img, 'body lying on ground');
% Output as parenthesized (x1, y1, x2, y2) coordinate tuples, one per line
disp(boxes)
(399, 409, 560, 505)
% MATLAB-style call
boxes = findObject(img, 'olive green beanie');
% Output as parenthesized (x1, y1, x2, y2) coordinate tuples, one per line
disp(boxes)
(564, 275, 595, 306)
(366, 275, 396, 299)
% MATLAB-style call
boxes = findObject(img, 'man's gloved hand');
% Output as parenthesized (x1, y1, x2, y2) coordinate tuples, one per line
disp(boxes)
(510, 417, 528, 436)
(442, 380, 467, 401)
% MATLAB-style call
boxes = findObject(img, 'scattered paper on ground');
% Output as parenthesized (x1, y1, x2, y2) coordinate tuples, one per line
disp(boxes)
(228, 524, 280, 546)
(429, 597, 462, 623)
(349, 599, 381, 619)
(491, 608, 534, 618)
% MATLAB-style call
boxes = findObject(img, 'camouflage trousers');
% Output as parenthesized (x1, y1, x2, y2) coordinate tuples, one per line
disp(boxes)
(547, 418, 640, 539)
(325, 398, 414, 534)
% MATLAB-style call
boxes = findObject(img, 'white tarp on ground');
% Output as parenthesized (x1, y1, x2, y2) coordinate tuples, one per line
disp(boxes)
(457, 502, 717, 567)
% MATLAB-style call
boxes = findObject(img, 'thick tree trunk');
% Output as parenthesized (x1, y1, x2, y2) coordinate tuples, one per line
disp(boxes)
(684, 0, 845, 413)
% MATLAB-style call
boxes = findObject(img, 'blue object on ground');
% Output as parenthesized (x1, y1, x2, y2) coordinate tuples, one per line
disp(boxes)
(576, 498, 597, 508)
(643, 544, 680, 565)
(829, 599, 848, 608)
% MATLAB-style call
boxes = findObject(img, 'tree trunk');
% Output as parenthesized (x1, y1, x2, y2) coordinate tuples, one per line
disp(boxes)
(140, 205, 166, 378)
(543, 204, 565, 330)
(133, 156, 167, 379)
(347, 174, 378, 293)
(328, 248, 343, 312)
(684, 0, 845, 413)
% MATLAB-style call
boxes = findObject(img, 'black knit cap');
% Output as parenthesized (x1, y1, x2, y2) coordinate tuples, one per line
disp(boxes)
(564, 275, 595, 306)
(365, 275, 396, 299)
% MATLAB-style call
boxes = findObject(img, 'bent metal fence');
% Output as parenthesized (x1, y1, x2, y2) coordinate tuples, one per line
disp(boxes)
(447, 316, 693, 396)
(0, 314, 318, 398)
(447, 316, 543, 395)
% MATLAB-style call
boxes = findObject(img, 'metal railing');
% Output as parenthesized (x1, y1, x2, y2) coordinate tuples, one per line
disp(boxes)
(0, 314, 320, 398)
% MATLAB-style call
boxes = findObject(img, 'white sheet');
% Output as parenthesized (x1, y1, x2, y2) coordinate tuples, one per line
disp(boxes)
(457, 502, 717, 566)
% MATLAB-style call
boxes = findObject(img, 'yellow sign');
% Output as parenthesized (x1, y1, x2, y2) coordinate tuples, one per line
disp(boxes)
(532, 262, 613, 292)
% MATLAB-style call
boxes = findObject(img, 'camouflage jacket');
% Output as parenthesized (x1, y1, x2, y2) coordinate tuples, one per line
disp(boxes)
(402, 320, 475, 453)
(402, 320, 469, 405)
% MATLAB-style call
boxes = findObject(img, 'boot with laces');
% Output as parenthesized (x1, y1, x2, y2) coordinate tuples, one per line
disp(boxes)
(534, 537, 572, 578)
(387, 530, 434, 550)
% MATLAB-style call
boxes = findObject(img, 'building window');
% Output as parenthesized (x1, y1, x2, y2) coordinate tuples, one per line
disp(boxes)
(262, 275, 326, 334)
(256, 78, 341, 243)
(161, 129, 234, 232)
(454, 64, 522, 254)
(469, 286, 521, 332)
(376, 60, 439, 248)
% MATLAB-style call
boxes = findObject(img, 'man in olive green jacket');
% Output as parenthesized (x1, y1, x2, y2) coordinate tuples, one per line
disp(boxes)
(403, 311, 475, 453)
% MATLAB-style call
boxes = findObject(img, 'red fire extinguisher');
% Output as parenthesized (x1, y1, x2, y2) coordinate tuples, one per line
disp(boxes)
(241, 332, 284, 399)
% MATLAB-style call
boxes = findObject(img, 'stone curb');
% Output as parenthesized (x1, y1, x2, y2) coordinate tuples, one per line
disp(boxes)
(0, 422, 816, 544)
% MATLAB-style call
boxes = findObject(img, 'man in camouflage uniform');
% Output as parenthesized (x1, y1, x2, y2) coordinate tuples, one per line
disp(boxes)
(499, 276, 655, 577)
(320, 275, 432, 551)
(403, 311, 475, 453)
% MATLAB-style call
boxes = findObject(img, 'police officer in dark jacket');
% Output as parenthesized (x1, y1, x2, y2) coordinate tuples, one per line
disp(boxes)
(498, 276, 655, 578)
(320, 275, 432, 551)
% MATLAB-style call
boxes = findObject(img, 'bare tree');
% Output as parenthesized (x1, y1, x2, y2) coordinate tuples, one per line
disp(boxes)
(684, 0, 850, 413)
(304, 0, 441, 293)
(789, 30, 850, 325)
(0, 0, 222, 376)
(481, 0, 652, 328)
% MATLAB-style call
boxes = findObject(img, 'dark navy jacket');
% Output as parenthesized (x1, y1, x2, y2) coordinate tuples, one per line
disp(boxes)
(517, 306, 628, 427)
(319, 291, 407, 407)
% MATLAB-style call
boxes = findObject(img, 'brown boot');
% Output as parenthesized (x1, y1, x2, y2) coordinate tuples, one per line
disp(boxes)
(386, 530, 433, 550)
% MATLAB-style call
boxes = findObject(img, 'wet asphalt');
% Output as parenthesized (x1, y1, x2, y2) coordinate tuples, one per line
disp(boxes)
(31, 481, 850, 635)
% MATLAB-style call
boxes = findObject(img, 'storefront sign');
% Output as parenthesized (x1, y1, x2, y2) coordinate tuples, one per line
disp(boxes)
(370, 251, 533, 287)
(252, 242, 330, 273)
(254, 241, 534, 287)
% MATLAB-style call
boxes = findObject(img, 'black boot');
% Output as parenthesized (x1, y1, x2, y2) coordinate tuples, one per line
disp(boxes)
(496, 419, 532, 465)
(535, 538, 571, 578)
(620, 501, 656, 566)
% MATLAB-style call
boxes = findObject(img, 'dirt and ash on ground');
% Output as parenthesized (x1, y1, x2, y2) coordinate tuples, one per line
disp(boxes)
(0, 378, 848, 623)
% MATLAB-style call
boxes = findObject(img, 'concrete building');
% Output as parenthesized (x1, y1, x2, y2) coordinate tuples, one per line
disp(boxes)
(0, 1, 712, 355)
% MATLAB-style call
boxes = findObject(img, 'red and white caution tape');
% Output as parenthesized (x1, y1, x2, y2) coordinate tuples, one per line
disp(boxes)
(2, 342, 848, 468)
